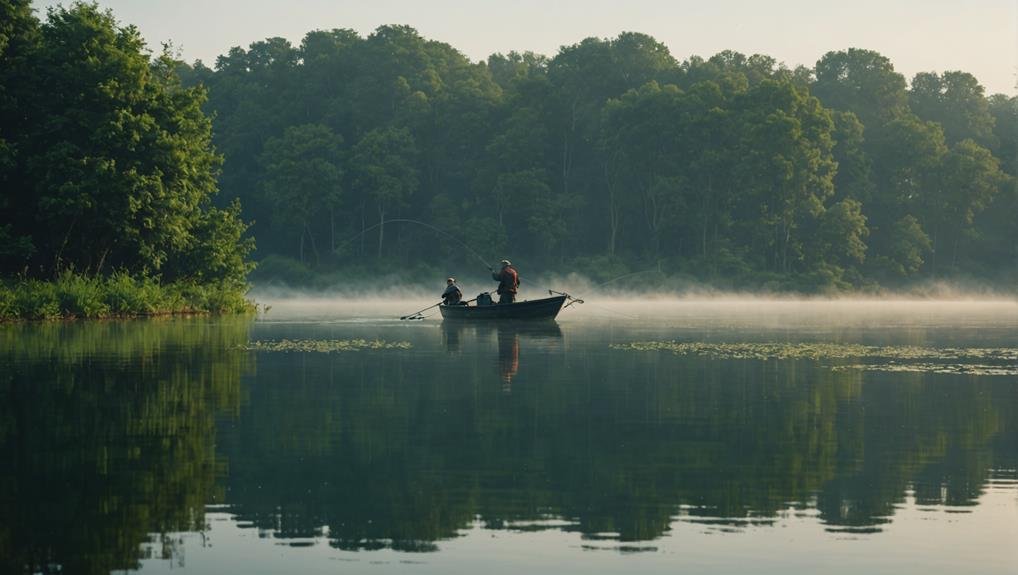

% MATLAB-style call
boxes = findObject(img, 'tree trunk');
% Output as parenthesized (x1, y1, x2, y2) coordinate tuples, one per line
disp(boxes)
(562, 98, 578, 197)
(603, 155, 621, 258)
(377, 208, 385, 259)
(360, 201, 366, 257)
(702, 175, 713, 260)
(305, 220, 320, 266)
(781, 220, 792, 274)
(644, 182, 661, 259)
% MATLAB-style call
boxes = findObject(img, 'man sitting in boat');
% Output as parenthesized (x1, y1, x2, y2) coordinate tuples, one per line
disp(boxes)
(491, 260, 519, 304)
(442, 277, 464, 305)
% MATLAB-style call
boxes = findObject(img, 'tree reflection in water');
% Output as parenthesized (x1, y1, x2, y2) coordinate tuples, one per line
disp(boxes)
(0, 319, 252, 574)
(1, 318, 1016, 572)
(219, 323, 1017, 551)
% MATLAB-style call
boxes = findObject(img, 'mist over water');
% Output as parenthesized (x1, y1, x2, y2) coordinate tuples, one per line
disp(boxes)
(251, 284, 1018, 332)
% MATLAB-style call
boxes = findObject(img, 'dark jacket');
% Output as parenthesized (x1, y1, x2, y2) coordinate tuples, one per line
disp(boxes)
(491, 266, 519, 294)
(442, 284, 462, 305)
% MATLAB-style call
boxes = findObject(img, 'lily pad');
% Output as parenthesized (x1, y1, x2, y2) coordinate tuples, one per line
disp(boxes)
(610, 341, 1018, 376)
(610, 341, 1018, 362)
(240, 338, 412, 353)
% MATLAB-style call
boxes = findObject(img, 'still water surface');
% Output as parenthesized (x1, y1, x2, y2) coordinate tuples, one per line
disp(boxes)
(2, 298, 1017, 574)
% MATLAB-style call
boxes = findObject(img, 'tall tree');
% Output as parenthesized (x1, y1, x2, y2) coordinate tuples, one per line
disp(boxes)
(0, 0, 38, 268)
(929, 139, 1005, 272)
(988, 95, 1018, 176)
(813, 48, 908, 128)
(909, 71, 996, 147)
(730, 80, 837, 274)
(260, 124, 344, 264)
(348, 127, 419, 258)
(0, 2, 250, 283)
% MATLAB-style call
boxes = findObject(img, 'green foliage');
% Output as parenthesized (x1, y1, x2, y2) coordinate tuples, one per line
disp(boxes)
(910, 71, 996, 147)
(104, 271, 162, 314)
(4, 2, 1016, 292)
(53, 271, 110, 318)
(813, 48, 908, 126)
(164, 21, 1018, 291)
(0, 2, 253, 295)
(260, 124, 344, 264)
(870, 215, 932, 280)
(0, 272, 253, 320)
(12, 280, 59, 320)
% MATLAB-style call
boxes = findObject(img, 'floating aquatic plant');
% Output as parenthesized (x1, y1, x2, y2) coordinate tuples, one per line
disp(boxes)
(241, 338, 412, 353)
(610, 341, 1018, 362)
(831, 363, 1018, 376)
(610, 341, 1018, 376)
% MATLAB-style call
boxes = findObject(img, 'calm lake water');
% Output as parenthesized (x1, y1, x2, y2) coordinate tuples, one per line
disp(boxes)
(2, 298, 1017, 574)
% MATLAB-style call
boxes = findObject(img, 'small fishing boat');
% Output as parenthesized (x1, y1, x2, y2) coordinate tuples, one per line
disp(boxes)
(439, 294, 568, 321)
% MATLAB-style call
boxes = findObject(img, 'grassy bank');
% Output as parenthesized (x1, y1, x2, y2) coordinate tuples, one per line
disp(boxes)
(0, 272, 254, 321)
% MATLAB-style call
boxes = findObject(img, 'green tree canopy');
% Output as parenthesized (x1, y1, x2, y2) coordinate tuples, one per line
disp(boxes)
(0, 2, 252, 286)
(260, 123, 344, 264)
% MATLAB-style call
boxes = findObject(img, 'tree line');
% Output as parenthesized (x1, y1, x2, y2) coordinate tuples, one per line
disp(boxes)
(180, 24, 1016, 290)
(2, 2, 1016, 292)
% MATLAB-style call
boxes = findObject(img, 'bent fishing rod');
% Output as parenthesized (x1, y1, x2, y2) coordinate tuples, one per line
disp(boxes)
(334, 218, 494, 272)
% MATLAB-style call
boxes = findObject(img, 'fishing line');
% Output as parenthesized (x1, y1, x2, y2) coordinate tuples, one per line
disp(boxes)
(535, 269, 657, 320)
(335, 218, 493, 271)
(593, 268, 659, 289)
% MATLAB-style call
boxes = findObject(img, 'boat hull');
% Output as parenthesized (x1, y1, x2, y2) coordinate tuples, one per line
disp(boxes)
(439, 295, 566, 320)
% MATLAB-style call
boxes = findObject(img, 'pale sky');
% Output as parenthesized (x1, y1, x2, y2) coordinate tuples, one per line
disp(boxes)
(32, 0, 1018, 95)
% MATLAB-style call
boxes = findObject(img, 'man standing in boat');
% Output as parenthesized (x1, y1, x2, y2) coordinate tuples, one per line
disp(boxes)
(491, 259, 519, 304)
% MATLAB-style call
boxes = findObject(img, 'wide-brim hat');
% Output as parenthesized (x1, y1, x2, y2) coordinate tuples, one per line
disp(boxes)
(500, 259, 511, 266)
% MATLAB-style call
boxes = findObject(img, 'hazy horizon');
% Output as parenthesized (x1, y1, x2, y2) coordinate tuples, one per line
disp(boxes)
(31, 0, 1018, 96)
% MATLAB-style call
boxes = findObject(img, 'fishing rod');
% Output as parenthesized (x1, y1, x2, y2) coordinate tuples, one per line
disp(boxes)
(400, 301, 442, 320)
(335, 218, 493, 272)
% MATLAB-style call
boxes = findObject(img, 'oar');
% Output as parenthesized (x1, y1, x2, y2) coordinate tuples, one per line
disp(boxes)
(400, 301, 443, 320)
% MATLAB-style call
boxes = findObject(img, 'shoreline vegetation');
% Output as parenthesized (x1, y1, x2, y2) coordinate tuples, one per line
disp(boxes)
(0, 272, 253, 321)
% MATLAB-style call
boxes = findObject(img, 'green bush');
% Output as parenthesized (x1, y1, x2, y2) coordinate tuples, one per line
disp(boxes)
(0, 287, 16, 320)
(104, 272, 160, 315)
(14, 280, 60, 319)
(0, 272, 253, 321)
(55, 271, 110, 318)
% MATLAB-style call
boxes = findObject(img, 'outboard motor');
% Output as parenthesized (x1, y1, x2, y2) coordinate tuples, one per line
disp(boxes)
(476, 292, 493, 306)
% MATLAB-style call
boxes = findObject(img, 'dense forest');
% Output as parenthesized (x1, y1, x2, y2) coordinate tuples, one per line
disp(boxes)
(2, 1, 1017, 296)
(177, 20, 1017, 291)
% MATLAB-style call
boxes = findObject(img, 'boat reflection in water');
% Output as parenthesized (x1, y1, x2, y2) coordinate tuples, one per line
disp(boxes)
(441, 320, 563, 388)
